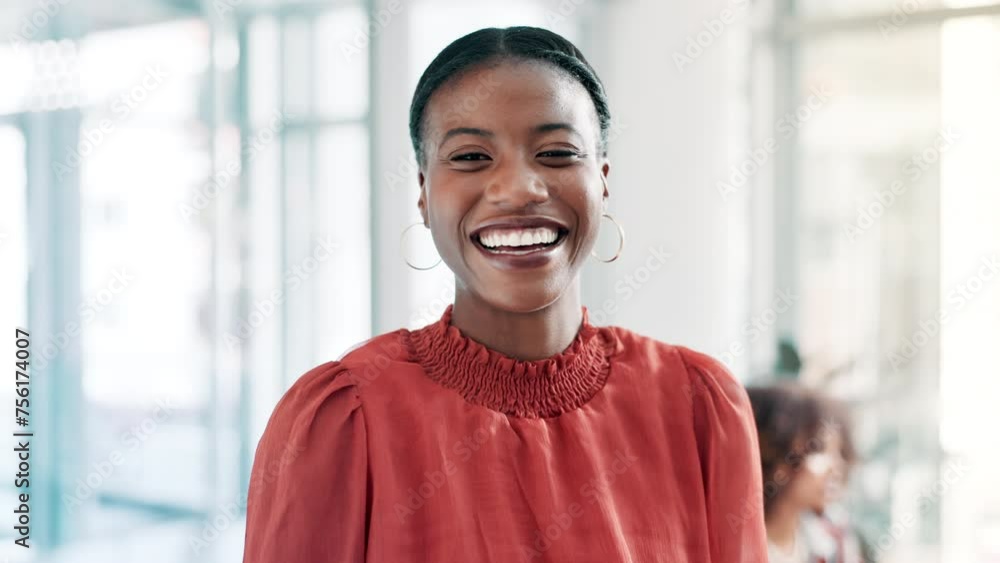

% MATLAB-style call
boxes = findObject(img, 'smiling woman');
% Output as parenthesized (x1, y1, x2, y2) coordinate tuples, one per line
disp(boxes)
(414, 60, 606, 319)
(242, 26, 767, 563)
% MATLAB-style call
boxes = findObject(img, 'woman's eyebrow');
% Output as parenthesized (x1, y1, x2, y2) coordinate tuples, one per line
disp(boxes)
(534, 122, 580, 136)
(440, 127, 494, 147)
(438, 123, 581, 148)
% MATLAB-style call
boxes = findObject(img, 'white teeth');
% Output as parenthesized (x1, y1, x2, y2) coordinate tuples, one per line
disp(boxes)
(477, 226, 560, 249)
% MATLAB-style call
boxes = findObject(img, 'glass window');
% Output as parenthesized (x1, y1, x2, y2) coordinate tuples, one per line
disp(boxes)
(315, 124, 371, 360)
(763, 2, 1000, 560)
(242, 6, 373, 448)
(77, 18, 214, 527)
(937, 14, 1000, 562)
(315, 7, 370, 119)
(0, 46, 41, 115)
(0, 125, 28, 543)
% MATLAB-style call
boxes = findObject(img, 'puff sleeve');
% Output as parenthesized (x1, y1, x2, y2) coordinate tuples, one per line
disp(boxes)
(242, 361, 369, 563)
(681, 347, 768, 563)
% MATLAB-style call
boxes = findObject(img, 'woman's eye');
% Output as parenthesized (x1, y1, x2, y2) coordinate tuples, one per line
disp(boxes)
(538, 150, 582, 160)
(451, 152, 491, 161)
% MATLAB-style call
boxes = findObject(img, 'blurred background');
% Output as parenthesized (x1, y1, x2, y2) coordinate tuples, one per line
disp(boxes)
(1, 0, 998, 561)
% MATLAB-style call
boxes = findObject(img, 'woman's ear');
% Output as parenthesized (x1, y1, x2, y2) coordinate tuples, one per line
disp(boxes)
(417, 171, 429, 227)
(600, 160, 611, 207)
(774, 463, 794, 485)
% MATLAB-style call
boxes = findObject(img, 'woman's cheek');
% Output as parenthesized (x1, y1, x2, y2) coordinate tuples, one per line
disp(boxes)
(429, 187, 471, 247)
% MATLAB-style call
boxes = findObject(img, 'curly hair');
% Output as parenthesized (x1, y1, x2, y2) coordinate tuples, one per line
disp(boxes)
(746, 383, 857, 517)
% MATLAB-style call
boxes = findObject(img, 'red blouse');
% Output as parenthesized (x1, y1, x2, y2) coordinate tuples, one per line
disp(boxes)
(242, 305, 767, 562)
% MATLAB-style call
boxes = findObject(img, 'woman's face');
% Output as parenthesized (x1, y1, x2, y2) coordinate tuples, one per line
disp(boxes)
(784, 431, 847, 513)
(417, 60, 609, 313)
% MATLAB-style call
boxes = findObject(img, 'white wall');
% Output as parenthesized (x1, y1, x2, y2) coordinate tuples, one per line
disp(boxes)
(582, 0, 753, 377)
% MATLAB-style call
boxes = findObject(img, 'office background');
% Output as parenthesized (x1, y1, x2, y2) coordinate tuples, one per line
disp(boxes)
(0, 0, 998, 560)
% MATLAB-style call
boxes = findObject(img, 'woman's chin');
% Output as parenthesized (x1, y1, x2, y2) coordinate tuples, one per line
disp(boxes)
(469, 283, 567, 314)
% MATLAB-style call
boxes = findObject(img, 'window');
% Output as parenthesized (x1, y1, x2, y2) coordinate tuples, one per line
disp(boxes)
(77, 17, 215, 527)
(754, 2, 1000, 559)
(239, 3, 373, 454)
(0, 123, 28, 544)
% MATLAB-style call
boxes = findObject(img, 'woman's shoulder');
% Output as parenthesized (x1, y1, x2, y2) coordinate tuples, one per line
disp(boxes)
(260, 359, 364, 442)
(603, 324, 746, 403)
(333, 328, 413, 382)
(312, 326, 416, 387)
(247, 350, 375, 561)
(269, 328, 412, 420)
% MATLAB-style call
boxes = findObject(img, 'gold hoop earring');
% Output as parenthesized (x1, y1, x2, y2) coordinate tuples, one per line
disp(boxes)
(591, 213, 625, 263)
(400, 221, 442, 270)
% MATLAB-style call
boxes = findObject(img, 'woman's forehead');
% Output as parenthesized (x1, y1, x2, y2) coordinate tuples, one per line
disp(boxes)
(423, 61, 598, 139)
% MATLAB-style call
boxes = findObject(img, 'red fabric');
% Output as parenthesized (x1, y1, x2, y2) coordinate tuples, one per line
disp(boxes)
(243, 305, 767, 562)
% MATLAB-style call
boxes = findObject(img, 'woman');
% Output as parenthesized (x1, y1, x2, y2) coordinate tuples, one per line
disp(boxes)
(747, 384, 863, 563)
(243, 26, 766, 562)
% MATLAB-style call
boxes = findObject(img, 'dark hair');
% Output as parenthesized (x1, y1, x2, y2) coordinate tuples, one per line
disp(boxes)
(746, 384, 858, 516)
(408, 26, 612, 167)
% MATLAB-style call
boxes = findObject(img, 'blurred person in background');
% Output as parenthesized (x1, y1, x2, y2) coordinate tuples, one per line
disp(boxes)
(242, 25, 767, 562)
(748, 383, 868, 563)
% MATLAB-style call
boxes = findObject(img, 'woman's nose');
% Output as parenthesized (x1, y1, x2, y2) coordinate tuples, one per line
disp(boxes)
(483, 159, 549, 208)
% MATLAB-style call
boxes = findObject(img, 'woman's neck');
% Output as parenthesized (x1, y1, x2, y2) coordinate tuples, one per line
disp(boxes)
(450, 285, 583, 361)
(766, 499, 802, 551)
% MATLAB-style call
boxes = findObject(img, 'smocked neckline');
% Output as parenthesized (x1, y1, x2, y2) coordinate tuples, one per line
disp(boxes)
(405, 304, 619, 418)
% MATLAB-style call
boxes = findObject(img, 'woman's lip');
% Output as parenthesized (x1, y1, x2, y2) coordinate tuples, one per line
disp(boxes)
(471, 230, 568, 269)
(468, 217, 568, 239)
